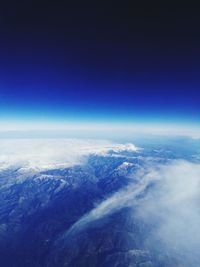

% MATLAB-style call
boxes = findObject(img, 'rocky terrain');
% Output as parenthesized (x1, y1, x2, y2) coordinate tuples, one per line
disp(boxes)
(0, 137, 200, 266)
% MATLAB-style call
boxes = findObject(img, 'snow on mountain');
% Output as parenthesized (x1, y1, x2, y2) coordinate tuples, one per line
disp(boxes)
(0, 139, 139, 171)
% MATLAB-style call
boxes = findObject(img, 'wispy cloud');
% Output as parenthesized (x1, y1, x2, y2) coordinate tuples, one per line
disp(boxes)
(62, 160, 200, 265)
(63, 174, 150, 238)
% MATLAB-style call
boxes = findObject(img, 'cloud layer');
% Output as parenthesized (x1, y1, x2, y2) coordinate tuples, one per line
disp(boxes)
(0, 138, 138, 170)
(137, 161, 200, 265)
(63, 160, 200, 265)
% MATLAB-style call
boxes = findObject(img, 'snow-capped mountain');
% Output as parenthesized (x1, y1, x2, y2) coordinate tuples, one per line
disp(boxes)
(0, 137, 200, 266)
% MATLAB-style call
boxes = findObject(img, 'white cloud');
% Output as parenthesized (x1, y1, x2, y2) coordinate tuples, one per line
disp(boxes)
(136, 161, 200, 265)
(0, 138, 138, 170)
(62, 167, 151, 237)
(63, 160, 200, 266)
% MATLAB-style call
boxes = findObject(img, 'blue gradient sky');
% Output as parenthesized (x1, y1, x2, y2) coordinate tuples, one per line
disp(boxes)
(0, 57, 199, 126)
(0, 5, 199, 128)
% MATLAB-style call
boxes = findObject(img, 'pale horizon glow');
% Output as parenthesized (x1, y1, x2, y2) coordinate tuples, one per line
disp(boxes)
(0, 119, 199, 139)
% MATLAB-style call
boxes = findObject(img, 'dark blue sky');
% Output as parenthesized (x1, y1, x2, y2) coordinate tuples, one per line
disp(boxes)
(0, 4, 199, 125)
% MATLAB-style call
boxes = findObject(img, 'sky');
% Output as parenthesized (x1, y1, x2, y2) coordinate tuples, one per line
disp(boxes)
(0, 4, 199, 131)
